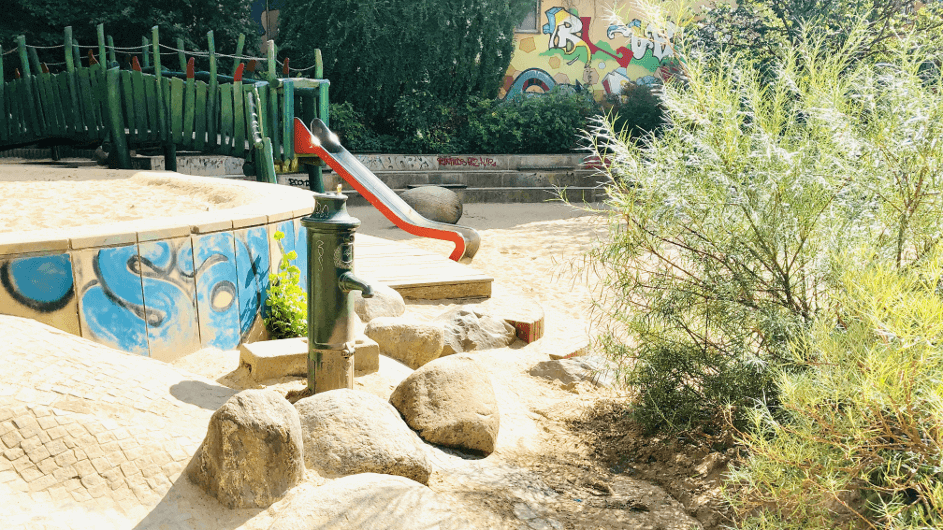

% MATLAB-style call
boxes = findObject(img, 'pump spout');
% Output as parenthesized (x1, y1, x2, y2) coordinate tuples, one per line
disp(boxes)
(338, 271, 374, 298)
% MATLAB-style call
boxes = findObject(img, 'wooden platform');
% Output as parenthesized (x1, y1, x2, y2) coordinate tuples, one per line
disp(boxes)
(354, 235, 493, 299)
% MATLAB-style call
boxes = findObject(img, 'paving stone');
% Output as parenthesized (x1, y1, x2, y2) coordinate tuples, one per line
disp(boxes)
(53, 450, 77, 467)
(36, 457, 57, 474)
(29, 473, 58, 492)
(21, 465, 44, 482)
(52, 465, 77, 482)
(4, 447, 25, 460)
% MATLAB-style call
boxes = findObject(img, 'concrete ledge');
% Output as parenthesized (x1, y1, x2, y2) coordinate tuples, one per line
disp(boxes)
(240, 336, 381, 382)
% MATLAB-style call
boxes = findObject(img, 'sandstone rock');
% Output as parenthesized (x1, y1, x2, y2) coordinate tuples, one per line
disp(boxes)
(434, 305, 516, 356)
(401, 185, 463, 224)
(364, 317, 444, 369)
(353, 336, 380, 375)
(294, 389, 432, 484)
(267, 473, 473, 530)
(483, 296, 546, 343)
(390, 354, 499, 454)
(351, 281, 406, 322)
(187, 389, 304, 508)
(528, 355, 616, 388)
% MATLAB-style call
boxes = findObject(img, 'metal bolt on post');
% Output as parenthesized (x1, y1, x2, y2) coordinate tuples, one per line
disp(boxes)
(302, 186, 375, 393)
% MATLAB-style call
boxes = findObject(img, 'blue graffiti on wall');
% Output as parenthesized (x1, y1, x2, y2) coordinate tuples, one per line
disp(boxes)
(194, 232, 240, 350)
(136, 239, 199, 353)
(235, 226, 271, 336)
(80, 245, 149, 355)
(0, 254, 74, 312)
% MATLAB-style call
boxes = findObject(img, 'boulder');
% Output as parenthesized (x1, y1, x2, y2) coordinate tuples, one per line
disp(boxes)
(400, 186, 463, 224)
(528, 355, 616, 388)
(434, 306, 516, 356)
(267, 473, 473, 530)
(351, 281, 406, 322)
(187, 389, 304, 508)
(364, 317, 444, 369)
(294, 389, 432, 484)
(390, 354, 499, 455)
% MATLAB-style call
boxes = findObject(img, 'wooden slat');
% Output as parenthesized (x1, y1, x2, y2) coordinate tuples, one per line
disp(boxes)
(282, 81, 294, 160)
(119, 70, 136, 140)
(144, 74, 159, 140)
(194, 81, 207, 150)
(130, 70, 148, 140)
(183, 75, 195, 149)
(219, 83, 233, 155)
(75, 69, 95, 135)
(169, 77, 184, 145)
(232, 81, 245, 156)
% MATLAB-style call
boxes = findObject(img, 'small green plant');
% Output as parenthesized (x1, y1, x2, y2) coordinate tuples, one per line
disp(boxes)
(264, 231, 307, 339)
(728, 250, 943, 529)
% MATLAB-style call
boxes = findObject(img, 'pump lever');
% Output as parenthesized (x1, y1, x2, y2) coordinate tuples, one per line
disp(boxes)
(338, 271, 375, 298)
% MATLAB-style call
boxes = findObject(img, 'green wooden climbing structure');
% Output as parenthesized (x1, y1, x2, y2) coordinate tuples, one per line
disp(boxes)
(0, 24, 330, 190)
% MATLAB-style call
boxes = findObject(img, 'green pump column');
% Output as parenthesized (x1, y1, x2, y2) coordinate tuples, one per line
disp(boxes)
(301, 189, 374, 393)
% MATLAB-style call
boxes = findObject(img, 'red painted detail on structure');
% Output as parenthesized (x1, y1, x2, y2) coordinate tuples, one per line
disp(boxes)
(579, 16, 632, 69)
(186, 57, 195, 79)
(247, 59, 257, 73)
(131, 56, 142, 72)
(234, 63, 244, 82)
(437, 156, 498, 168)
(87, 50, 98, 66)
(282, 58, 290, 76)
(40, 63, 49, 74)
(13, 68, 20, 79)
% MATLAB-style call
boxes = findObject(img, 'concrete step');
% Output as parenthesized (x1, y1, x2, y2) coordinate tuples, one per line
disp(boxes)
(369, 169, 601, 190)
(343, 187, 601, 206)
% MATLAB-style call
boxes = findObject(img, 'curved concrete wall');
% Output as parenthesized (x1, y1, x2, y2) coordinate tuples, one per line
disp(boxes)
(0, 173, 314, 362)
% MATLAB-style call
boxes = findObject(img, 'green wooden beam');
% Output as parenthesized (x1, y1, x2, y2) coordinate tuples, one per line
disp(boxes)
(232, 34, 245, 76)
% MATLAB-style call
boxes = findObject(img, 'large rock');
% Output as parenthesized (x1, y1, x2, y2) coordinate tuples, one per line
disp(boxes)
(294, 389, 432, 484)
(390, 354, 500, 454)
(528, 355, 616, 388)
(364, 317, 444, 369)
(400, 185, 463, 224)
(434, 306, 517, 356)
(267, 473, 473, 530)
(352, 281, 406, 322)
(187, 389, 304, 508)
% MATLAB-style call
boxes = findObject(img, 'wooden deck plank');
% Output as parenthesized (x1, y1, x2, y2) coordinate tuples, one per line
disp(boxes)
(354, 235, 492, 300)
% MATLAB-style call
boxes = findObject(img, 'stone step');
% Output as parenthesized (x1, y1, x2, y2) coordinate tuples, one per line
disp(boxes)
(368, 169, 601, 190)
(344, 186, 601, 205)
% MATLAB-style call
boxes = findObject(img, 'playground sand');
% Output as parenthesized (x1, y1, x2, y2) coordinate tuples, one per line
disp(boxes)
(0, 165, 259, 233)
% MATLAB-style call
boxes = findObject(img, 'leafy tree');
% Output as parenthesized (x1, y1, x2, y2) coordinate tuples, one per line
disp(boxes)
(690, 0, 943, 70)
(0, 0, 255, 61)
(277, 0, 532, 133)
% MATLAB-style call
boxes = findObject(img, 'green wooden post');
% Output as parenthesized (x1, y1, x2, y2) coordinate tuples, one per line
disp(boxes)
(0, 45, 6, 141)
(233, 76, 244, 156)
(266, 41, 277, 81)
(64, 27, 81, 134)
(152, 26, 175, 170)
(282, 80, 294, 161)
(232, 34, 245, 76)
(183, 59, 195, 149)
(142, 36, 150, 69)
(17, 36, 40, 136)
(105, 67, 131, 168)
(316, 49, 328, 128)
(72, 39, 81, 72)
(97, 24, 106, 71)
(176, 38, 186, 73)
(27, 47, 41, 78)
(107, 36, 117, 66)
(207, 31, 218, 149)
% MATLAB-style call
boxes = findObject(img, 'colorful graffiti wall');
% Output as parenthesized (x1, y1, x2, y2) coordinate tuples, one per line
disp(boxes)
(503, 0, 683, 100)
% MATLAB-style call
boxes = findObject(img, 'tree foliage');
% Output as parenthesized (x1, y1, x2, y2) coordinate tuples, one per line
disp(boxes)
(0, 0, 255, 59)
(586, 23, 943, 432)
(278, 0, 532, 132)
(691, 0, 943, 70)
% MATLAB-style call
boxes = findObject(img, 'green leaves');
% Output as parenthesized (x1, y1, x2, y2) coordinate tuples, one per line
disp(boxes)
(264, 230, 307, 340)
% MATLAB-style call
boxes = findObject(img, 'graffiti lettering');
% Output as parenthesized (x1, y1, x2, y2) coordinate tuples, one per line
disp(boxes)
(544, 7, 584, 54)
(356, 155, 434, 171)
(437, 156, 498, 168)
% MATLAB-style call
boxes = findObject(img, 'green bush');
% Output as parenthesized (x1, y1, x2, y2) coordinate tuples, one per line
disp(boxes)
(585, 24, 943, 432)
(729, 252, 943, 528)
(604, 82, 666, 139)
(462, 88, 599, 154)
(264, 231, 307, 340)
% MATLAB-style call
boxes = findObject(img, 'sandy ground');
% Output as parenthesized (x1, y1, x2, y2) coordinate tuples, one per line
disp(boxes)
(171, 200, 710, 529)
(0, 167, 258, 233)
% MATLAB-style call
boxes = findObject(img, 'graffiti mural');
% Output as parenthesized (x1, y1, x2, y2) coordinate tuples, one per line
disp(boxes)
(0, 253, 80, 335)
(235, 226, 271, 339)
(74, 244, 150, 356)
(504, 1, 682, 101)
(138, 237, 201, 359)
(193, 232, 240, 350)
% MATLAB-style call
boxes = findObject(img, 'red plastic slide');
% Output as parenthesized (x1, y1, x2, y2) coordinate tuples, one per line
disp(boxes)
(293, 118, 480, 261)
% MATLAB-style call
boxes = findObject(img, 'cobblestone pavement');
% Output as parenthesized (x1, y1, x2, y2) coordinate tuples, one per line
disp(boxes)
(0, 315, 236, 529)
